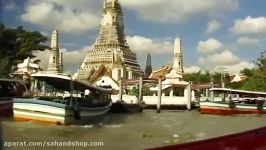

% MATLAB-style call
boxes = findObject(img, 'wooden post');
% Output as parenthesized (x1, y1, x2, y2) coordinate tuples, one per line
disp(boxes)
(187, 82, 191, 110)
(42, 81, 46, 96)
(138, 77, 143, 104)
(34, 79, 38, 95)
(119, 79, 123, 101)
(205, 89, 209, 99)
(69, 75, 74, 105)
(30, 78, 35, 92)
(210, 82, 214, 101)
(221, 73, 225, 88)
(157, 78, 162, 113)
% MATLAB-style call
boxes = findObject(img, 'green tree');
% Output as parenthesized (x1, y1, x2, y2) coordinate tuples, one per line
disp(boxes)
(131, 86, 139, 98)
(0, 24, 48, 76)
(241, 72, 266, 91)
(241, 68, 254, 77)
(183, 71, 210, 83)
(241, 51, 266, 91)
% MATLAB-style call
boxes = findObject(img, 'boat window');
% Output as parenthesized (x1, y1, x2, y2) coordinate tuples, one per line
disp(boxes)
(0, 82, 17, 97)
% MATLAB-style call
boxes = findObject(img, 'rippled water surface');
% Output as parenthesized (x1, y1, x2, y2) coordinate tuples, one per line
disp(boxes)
(2, 110, 266, 150)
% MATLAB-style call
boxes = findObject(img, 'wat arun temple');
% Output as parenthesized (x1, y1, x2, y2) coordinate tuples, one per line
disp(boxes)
(75, 0, 142, 82)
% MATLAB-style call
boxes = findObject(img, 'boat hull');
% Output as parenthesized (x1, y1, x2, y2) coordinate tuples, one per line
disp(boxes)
(0, 98, 13, 117)
(13, 99, 73, 124)
(199, 101, 266, 115)
(13, 98, 111, 125)
(109, 102, 144, 113)
(79, 102, 112, 119)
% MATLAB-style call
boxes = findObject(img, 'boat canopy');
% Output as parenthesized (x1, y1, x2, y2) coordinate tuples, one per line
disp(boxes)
(210, 88, 266, 96)
(0, 78, 25, 84)
(31, 73, 113, 93)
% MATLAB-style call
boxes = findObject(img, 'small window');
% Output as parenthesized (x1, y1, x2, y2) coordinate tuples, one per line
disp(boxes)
(173, 87, 184, 96)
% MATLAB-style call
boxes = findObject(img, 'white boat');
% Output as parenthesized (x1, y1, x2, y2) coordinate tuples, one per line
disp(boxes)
(13, 73, 112, 125)
(199, 88, 266, 115)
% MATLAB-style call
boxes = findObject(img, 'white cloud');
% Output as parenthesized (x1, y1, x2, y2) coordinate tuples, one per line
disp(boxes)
(21, 1, 100, 33)
(122, 0, 238, 23)
(232, 16, 266, 35)
(184, 66, 201, 73)
(198, 57, 206, 65)
(197, 37, 256, 74)
(205, 19, 222, 33)
(197, 38, 223, 54)
(60, 47, 88, 74)
(198, 49, 254, 74)
(213, 61, 255, 74)
(126, 36, 174, 54)
(225, 61, 255, 74)
(236, 37, 259, 47)
(20, 0, 239, 32)
(33, 46, 89, 74)
(41, 0, 101, 12)
(209, 50, 240, 65)
(198, 50, 240, 67)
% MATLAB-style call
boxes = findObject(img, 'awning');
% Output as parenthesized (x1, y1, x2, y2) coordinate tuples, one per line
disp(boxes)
(31, 73, 113, 93)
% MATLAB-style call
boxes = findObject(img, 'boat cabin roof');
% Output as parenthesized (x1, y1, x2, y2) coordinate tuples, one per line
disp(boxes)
(31, 73, 113, 93)
(210, 88, 266, 96)
(0, 78, 25, 84)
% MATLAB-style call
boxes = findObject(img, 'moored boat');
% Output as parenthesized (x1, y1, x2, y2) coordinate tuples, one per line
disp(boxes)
(13, 73, 112, 125)
(0, 78, 26, 117)
(109, 100, 144, 113)
(199, 88, 266, 115)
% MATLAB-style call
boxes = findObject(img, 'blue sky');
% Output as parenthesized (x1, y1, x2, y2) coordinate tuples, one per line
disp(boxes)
(1, 0, 266, 74)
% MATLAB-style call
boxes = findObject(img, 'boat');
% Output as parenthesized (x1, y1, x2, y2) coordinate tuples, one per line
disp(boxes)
(0, 78, 26, 117)
(199, 88, 266, 115)
(109, 100, 144, 113)
(13, 73, 112, 125)
(146, 126, 266, 150)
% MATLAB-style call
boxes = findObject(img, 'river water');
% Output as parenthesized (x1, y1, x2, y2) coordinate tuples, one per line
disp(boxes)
(2, 110, 266, 150)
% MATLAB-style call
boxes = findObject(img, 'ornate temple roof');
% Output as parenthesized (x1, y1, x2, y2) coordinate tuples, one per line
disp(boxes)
(17, 57, 40, 69)
(149, 65, 172, 79)
(13, 57, 41, 75)
(89, 65, 111, 83)
(76, 0, 141, 82)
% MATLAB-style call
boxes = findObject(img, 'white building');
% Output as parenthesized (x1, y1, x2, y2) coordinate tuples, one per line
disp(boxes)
(112, 37, 196, 107)
(13, 57, 41, 77)
(150, 37, 184, 79)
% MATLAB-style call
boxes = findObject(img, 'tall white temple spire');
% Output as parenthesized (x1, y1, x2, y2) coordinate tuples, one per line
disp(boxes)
(47, 29, 63, 74)
(172, 37, 184, 75)
(174, 37, 182, 54)
(51, 30, 58, 48)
